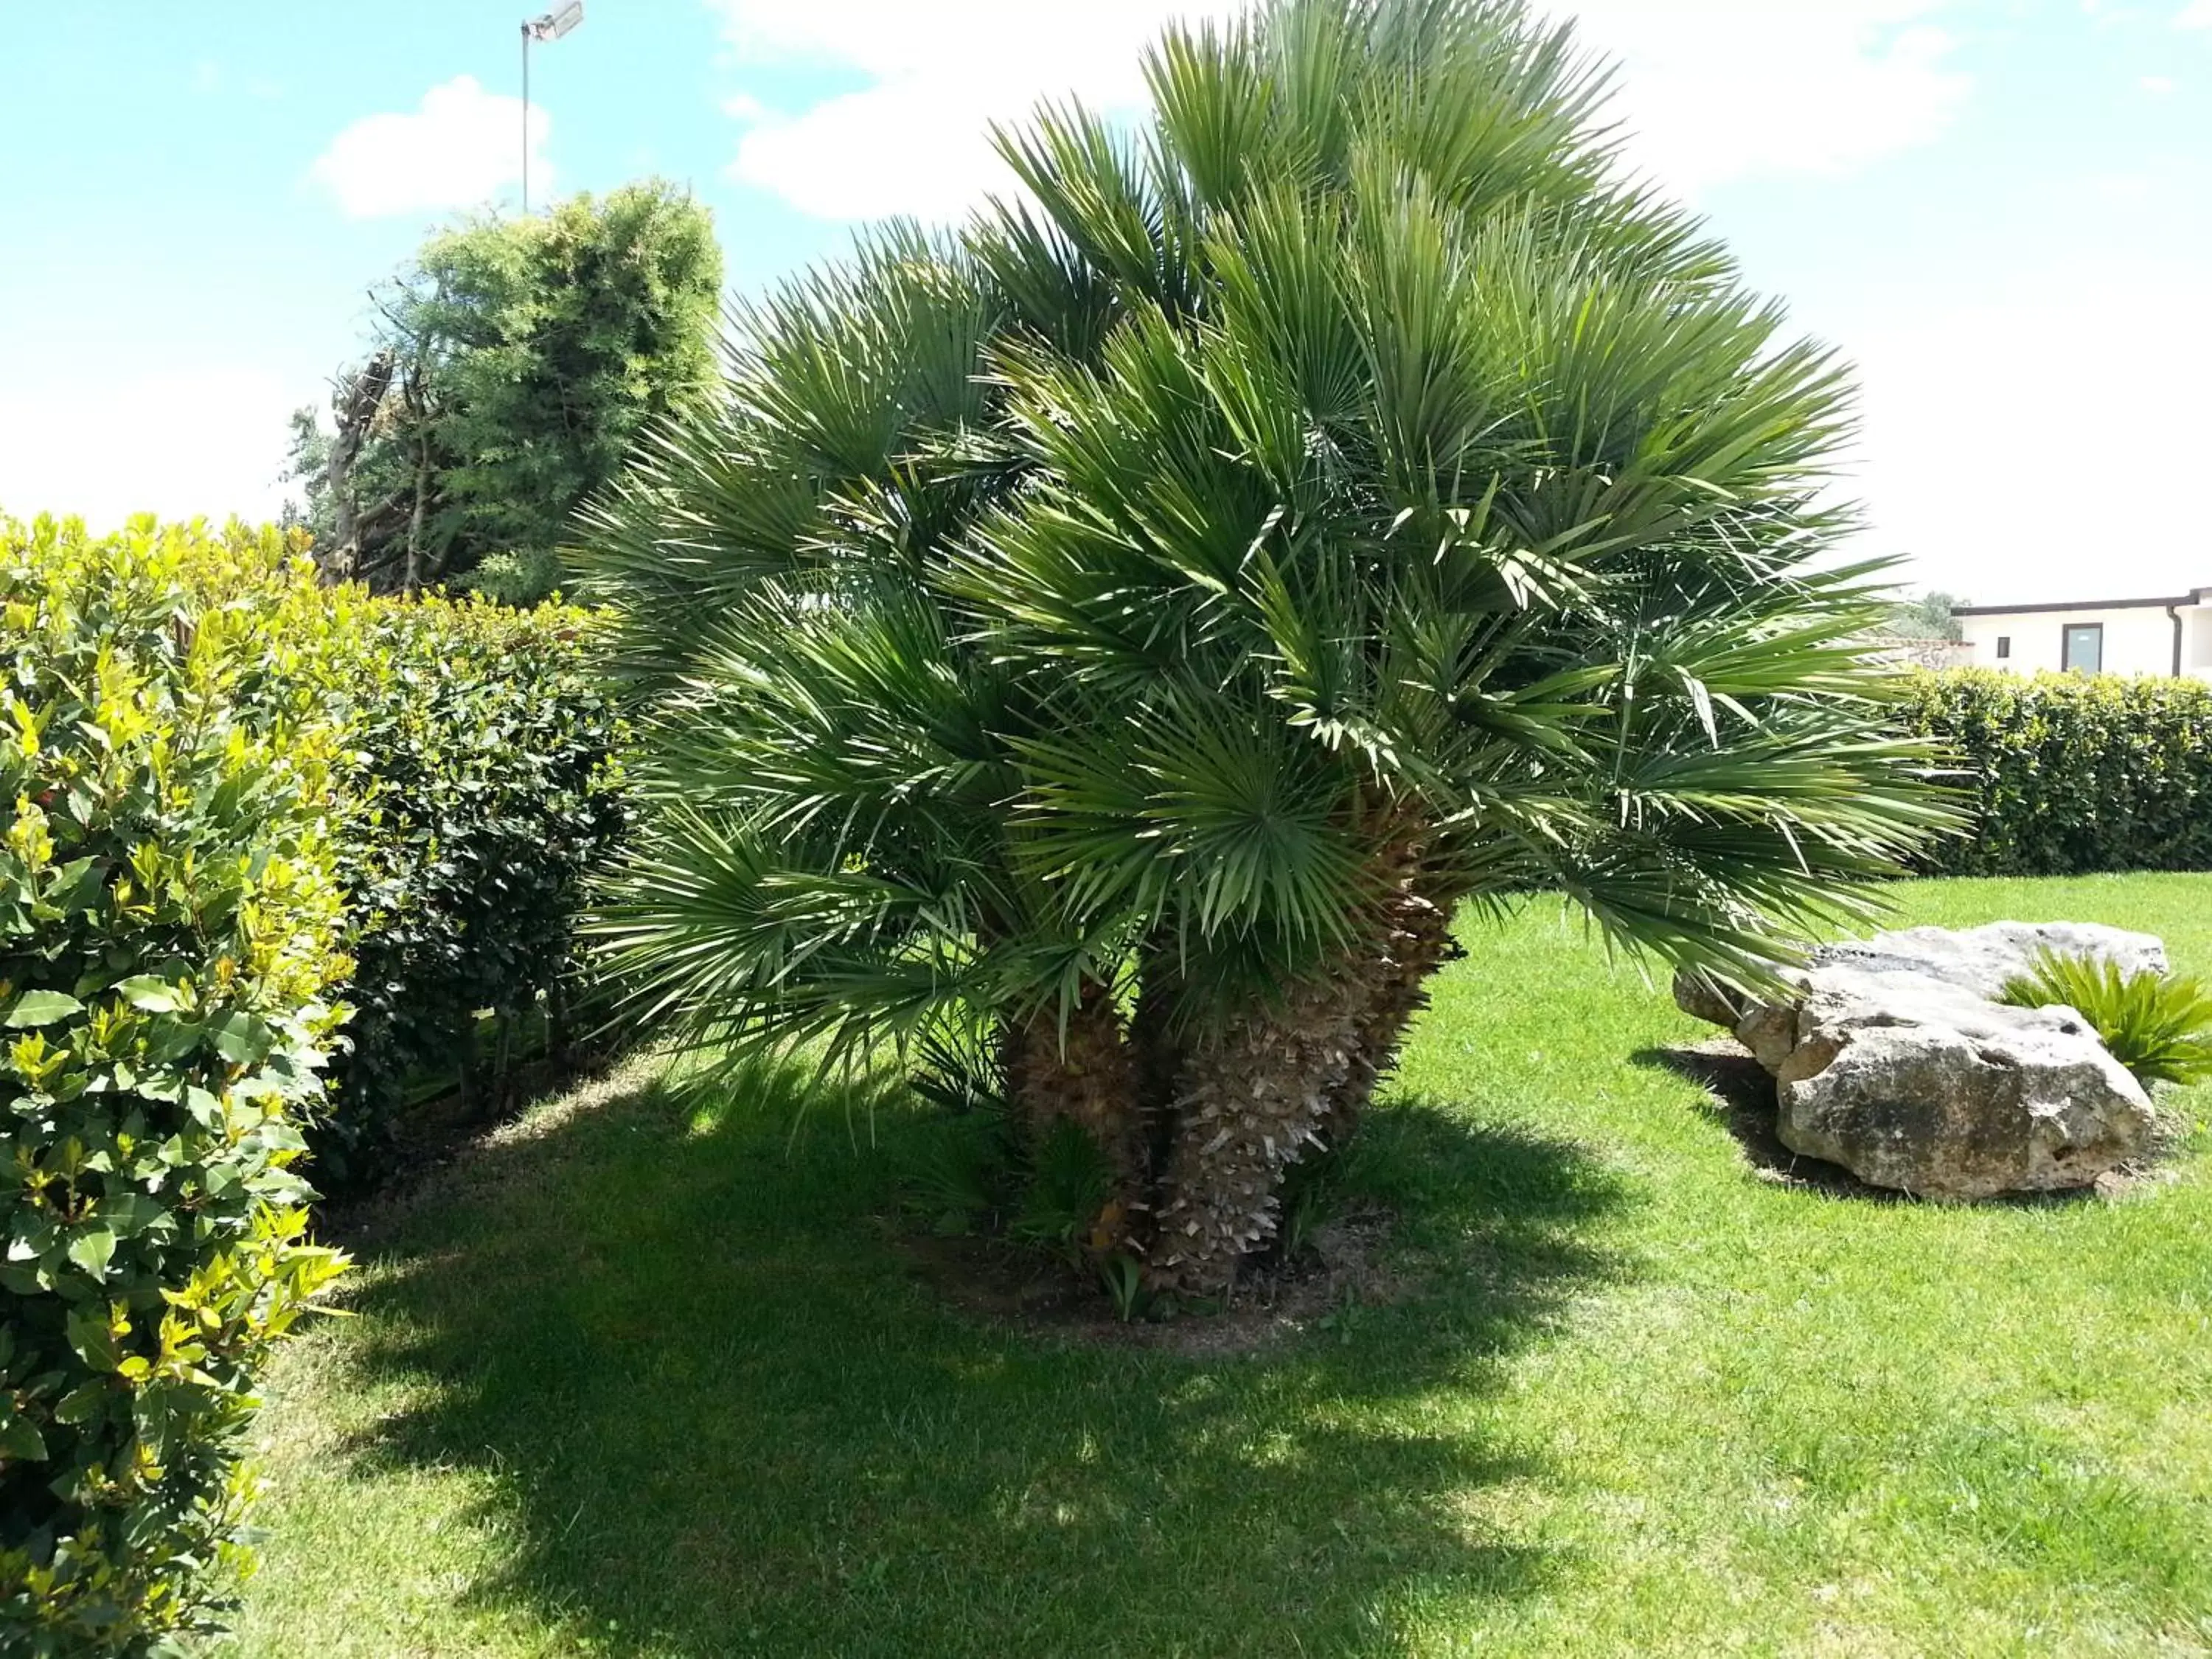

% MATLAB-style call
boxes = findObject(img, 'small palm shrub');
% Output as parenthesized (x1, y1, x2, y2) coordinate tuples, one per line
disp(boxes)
(0, 515, 352, 1651)
(2000, 950, 2212, 1090)
(583, 0, 1956, 1295)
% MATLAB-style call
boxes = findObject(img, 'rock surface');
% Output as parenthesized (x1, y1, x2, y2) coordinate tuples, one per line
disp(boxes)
(1807, 922, 2167, 1000)
(1674, 923, 2163, 1200)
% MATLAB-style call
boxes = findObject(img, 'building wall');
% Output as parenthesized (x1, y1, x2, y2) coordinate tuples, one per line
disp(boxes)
(1956, 605, 2206, 678)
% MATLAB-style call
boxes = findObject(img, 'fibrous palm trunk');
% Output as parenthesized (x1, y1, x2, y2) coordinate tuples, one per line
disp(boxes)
(1003, 986, 1145, 1249)
(1146, 831, 1458, 1296)
(992, 844, 1458, 1295)
(1316, 877, 1455, 1152)
(1146, 963, 1374, 1294)
(1129, 944, 1187, 1171)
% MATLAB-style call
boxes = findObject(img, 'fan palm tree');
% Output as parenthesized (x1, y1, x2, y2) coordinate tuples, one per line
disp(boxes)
(580, 0, 1958, 1294)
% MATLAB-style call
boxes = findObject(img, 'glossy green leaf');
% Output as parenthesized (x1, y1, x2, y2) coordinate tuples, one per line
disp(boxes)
(6, 989, 84, 1028)
(0, 1414, 49, 1463)
(65, 1228, 116, 1279)
(114, 975, 183, 1012)
(206, 1012, 275, 1067)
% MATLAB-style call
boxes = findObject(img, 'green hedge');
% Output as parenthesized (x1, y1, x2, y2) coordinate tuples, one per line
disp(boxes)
(1, 518, 352, 1652)
(0, 515, 626, 1646)
(1900, 669, 2212, 876)
(316, 596, 626, 1177)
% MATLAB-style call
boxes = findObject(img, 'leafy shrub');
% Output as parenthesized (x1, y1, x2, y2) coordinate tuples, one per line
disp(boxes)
(454, 548, 564, 608)
(86, 529, 631, 1180)
(311, 596, 627, 1178)
(2000, 949, 2212, 1090)
(1902, 670, 2212, 876)
(0, 516, 352, 1652)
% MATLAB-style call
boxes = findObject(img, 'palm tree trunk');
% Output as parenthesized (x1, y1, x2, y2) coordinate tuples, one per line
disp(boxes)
(1002, 986, 1144, 1249)
(1145, 827, 1461, 1295)
(1317, 878, 1455, 1150)
(1130, 946, 1186, 1177)
(1145, 964, 1373, 1295)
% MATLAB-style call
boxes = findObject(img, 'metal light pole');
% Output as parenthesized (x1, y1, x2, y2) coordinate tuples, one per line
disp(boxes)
(521, 1, 584, 213)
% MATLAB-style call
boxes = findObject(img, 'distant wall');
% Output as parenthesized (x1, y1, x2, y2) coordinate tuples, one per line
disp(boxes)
(1954, 605, 2197, 678)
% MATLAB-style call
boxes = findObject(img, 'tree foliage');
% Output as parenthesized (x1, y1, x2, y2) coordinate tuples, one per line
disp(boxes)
(288, 181, 723, 598)
(580, 0, 1957, 1296)
(0, 516, 351, 1652)
(1887, 590, 1964, 642)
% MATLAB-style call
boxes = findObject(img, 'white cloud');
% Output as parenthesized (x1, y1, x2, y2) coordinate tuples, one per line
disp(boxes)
(1848, 274, 2212, 602)
(310, 75, 548, 219)
(2178, 0, 2212, 27)
(713, 1, 1239, 220)
(708, 0, 1972, 220)
(0, 368, 304, 532)
(2142, 73, 2177, 93)
(1562, 4, 1972, 197)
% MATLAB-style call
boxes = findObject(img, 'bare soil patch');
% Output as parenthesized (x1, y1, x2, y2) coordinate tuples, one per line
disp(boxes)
(889, 1209, 1413, 1357)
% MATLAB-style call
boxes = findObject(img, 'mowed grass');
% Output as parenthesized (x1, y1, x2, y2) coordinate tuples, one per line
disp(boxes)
(231, 876, 2212, 1658)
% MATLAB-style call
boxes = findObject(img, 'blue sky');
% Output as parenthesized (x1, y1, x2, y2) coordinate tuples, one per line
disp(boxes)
(1, 0, 2206, 602)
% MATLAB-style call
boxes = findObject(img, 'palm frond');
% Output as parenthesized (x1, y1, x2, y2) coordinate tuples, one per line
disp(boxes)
(2002, 951, 2212, 1090)
(578, 0, 1960, 1074)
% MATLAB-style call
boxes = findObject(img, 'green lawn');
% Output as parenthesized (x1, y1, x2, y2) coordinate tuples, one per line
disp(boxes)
(231, 876, 2212, 1657)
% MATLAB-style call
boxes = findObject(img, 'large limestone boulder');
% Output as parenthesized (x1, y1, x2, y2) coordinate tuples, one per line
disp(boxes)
(1806, 922, 2166, 1000)
(1675, 923, 2164, 1200)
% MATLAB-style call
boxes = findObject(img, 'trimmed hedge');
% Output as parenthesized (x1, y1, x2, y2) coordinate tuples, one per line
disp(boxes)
(317, 596, 625, 1176)
(0, 515, 625, 1646)
(159, 552, 627, 1178)
(1, 518, 352, 1652)
(1900, 669, 2212, 876)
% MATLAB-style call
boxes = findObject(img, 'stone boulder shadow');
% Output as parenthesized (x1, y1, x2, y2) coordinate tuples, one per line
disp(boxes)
(1634, 1043, 1899, 1201)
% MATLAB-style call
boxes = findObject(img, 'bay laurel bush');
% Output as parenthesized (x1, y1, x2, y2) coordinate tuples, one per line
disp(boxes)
(61, 527, 629, 1180)
(0, 511, 625, 1644)
(0, 515, 352, 1653)
(1902, 669, 2212, 875)
(318, 595, 627, 1175)
(2000, 949, 2212, 1091)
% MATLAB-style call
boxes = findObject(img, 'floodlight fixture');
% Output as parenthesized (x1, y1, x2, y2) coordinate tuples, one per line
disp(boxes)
(520, 2, 584, 212)
(528, 1, 585, 43)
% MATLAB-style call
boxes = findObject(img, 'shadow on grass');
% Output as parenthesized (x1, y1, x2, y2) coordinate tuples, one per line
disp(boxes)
(1634, 1043, 1908, 1201)
(310, 1059, 1632, 1658)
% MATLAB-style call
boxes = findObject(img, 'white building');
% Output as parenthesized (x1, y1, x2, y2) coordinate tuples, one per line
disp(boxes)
(1952, 588, 2212, 680)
